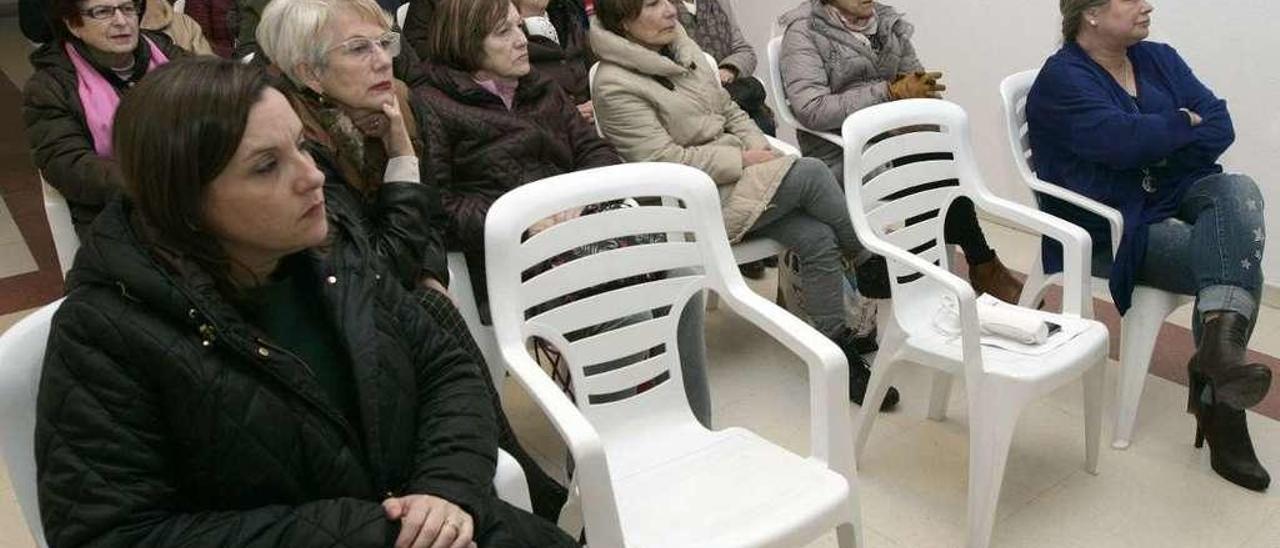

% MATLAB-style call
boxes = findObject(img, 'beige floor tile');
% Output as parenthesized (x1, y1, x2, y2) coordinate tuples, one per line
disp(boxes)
(1237, 506, 1280, 547)
(0, 196, 27, 246)
(0, 488, 38, 548)
(0, 240, 38, 280)
(0, 309, 35, 337)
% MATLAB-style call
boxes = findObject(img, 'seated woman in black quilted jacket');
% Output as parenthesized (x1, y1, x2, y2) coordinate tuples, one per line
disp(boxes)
(35, 56, 576, 548)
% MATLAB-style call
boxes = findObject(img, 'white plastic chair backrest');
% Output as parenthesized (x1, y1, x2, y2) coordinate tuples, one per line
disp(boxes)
(587, 61, 604, 137)
(766, 35, 804, 131)
(395, 2, 408, 30)
(0, 299, 64, 548)
(998, 69, 1042, 197)
(172, 0, 185, 13)
(840, 99, 972, 336)
(485, 163, 736, 433)
(40, 175, 79, 279)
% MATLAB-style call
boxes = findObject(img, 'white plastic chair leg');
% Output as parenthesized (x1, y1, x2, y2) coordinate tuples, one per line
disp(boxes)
(852, 327, 904, 465)
(965, 396, 1023, 548)
(927, 370, 953, 421)
(1082, 361, 1105, 474)
(1110, 287, 1192, 449)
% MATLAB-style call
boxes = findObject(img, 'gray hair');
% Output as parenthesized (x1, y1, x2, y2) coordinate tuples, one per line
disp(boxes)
(1060, 0, 1109, 42)
(257, 0, 391, 86)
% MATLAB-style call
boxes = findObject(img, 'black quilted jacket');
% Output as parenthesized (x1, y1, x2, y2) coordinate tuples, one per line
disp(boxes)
(35, 198, 573, 547)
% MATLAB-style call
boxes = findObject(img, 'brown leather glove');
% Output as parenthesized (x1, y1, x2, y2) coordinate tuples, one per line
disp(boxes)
(889, 71, 946, 100)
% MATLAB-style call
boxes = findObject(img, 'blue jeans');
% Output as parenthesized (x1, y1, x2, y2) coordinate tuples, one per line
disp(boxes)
(1093, 173, 1266, 339)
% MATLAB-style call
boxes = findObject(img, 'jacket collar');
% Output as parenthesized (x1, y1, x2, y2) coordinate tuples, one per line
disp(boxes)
(588, 21, 702, 77)
(420, 60, 552, 108)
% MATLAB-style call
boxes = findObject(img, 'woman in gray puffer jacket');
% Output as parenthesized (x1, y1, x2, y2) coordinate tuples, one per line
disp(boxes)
(778, 0, 1024, 305)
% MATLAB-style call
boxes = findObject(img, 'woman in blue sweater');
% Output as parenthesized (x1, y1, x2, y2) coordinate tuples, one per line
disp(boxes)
(1027, 0, 1269, 491)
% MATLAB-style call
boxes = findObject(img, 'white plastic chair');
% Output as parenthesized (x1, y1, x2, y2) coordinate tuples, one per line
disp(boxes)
(766, 36, 842, 147)
(999, 69, 1193, 450)
(172, 0, 185, 13)
(395, 2, 408, 30)
(0, 302, 531, 548)
(841, 100, 1108, 548)
(39, 174, 79, 279)
(446, 251, 505, 386)
(485, 162, 863, 547)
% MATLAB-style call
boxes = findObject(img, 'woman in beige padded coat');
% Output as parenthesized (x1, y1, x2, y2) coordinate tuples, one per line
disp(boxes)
(590, 0, 900, 410)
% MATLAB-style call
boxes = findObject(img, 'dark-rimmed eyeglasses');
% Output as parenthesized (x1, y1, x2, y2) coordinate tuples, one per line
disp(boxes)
(79, 1, 141, 21)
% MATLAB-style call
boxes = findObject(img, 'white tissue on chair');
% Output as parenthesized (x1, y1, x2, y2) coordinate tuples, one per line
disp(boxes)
(933, 294, 1048, 345)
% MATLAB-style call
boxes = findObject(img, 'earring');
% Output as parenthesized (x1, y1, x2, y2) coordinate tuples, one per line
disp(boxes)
(1089, 19, 1098, 26)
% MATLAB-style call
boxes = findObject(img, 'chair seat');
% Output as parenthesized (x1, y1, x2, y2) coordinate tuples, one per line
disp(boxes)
(612, 427, 849, 548)
(900, 311, 1110, 385)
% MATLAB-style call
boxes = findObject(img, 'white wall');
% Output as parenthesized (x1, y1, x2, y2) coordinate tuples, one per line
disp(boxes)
(735, 0, 1280, 287)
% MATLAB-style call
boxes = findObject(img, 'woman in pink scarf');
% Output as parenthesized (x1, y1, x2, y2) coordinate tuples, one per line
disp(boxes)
(23, 0, 185, 237)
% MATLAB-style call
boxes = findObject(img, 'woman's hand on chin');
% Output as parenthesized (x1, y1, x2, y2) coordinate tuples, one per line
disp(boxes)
(351, 100, 415, 157)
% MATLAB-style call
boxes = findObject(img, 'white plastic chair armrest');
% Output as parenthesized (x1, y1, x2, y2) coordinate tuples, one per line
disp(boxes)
(497, 348, 624, 545)
(715, 279, 855, 477)
(1026, 178, 1123, 258)
(798, 127, 843, 147)
(765, 136, 800, 157)
(971, 190, 1093, 318)
(862, 235, 983, 369)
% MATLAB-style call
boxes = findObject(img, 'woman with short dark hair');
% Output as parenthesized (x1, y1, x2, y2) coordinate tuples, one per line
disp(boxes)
(1028, 0, 1270, 491)
(35, 56, 576, 548)
(22, 0, 185, 236)
(417, 0, 717, 426)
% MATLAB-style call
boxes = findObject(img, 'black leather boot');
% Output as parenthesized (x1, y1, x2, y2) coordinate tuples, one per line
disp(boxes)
(833, 328, 898, 411)
(1190, 369, 1270, 491)
(1191, 312, 1272, 410)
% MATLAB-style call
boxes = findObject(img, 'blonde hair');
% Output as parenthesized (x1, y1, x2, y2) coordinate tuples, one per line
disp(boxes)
(257, 0, 392, 85)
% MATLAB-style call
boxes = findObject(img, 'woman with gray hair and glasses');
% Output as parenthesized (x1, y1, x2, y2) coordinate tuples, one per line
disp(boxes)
(257, 0, 571, 519)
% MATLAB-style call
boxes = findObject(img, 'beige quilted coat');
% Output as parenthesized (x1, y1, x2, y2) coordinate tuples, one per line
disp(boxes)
(590, 23, 794, 242)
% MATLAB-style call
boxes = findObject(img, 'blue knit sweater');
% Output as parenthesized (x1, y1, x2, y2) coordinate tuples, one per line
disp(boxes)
(1026, 40, 1233, 314)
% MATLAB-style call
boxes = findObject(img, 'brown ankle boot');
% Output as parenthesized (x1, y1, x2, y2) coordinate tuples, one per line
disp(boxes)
(969, 256, 1024, 304)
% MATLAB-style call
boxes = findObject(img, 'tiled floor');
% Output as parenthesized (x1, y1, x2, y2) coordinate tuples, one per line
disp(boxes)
(2, 14, 1279, 547)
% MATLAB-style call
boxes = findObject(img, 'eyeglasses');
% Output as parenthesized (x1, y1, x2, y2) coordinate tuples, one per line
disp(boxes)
(79, 1, 140, 20)
(327, 31, 401, 61)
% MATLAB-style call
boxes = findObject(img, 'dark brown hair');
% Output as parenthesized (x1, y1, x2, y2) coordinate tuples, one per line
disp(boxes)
(595, 0, 647, 37)
(113, 56, 272, 293)
(426, 0, 512, 72)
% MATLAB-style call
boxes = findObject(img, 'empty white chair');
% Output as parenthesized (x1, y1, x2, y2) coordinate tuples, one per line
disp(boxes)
(40, 175, 79, 279)
(0, 301, 531, 548)
(766, 36, 841, 147)
(485, 162, 863, 547)
(1000, 69, 1192, 449)
(841, 99, 1108, 548)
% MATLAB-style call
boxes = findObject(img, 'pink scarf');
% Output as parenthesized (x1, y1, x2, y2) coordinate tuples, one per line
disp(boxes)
(473, 76, 519, 110)
(65, 36, 170, 158)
